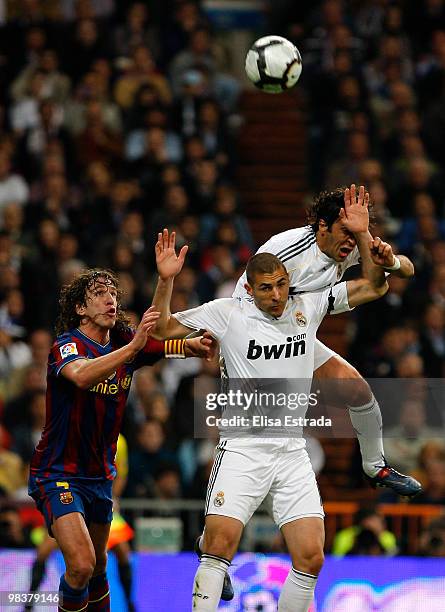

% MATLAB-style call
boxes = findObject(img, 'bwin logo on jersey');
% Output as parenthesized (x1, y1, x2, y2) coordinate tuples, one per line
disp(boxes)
(247, 335, 306, 360)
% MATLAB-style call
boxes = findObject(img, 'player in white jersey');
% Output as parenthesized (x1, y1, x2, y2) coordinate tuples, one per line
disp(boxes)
(150, 227, 416, 612)
(234, 184, 421, 499)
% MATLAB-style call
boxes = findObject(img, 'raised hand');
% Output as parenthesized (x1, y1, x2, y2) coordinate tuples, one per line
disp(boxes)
(370, 237, 395, 268)
(155, 228, 188, 280)
(339, 184, 370, 234)
(130, 306, 161, 351)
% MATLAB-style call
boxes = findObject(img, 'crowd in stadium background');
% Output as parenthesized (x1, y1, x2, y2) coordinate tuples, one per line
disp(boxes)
(0, 0, 445, 559)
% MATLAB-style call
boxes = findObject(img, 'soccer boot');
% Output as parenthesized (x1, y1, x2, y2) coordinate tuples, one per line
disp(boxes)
(365, 461, 422, 497)
(194, 536, 234, 601)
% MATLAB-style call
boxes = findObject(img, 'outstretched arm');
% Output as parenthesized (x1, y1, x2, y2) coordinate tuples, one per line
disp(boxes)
(340, 184, 387, 287)
(151, 228, 196, 339)
(62, 306, 161, 388)
(341, 184, 414, 278)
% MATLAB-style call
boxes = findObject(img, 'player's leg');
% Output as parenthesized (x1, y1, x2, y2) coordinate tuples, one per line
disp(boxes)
(193, 441, 275, 610)
(269, 445, 325, 611)
(314, 342, 422, 496)
(51, 513, 95, 612)
(279, 517, 325, 612)
(314, 350, 385, 475)
(112, 541, 135, 612)
(193, 515, 244, 610)
(87, 522, 111, 611)
(24, 535, 59, 611)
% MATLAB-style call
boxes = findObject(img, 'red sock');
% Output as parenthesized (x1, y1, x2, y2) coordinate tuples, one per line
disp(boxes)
(87, 573, 110, 611)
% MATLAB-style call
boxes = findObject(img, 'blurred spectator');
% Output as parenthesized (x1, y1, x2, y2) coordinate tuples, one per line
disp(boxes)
(64, 64, 122, 136)
(114, 44, 171, 109)
(11, 388, 46, 462)
(0, 425, 27, 497)
(125, 419, 178, 498)
(113, 2, 161, 62)
(0, 152, 29, 212)
(75, 99, 123, 169)
(0, 319, 32, 383)
(356, 326, 411, 377)
(20, 218, 60, 330)
(152, 463, 182, 500)
(0, 503, 33, 547)
(383, 398, 444, 475)
(418, 302, 445, 376)
(414, 458, 445, 504)
(10, 48, 71, 106)
(331, 506, 398, 557)
(418, 515, 445, 557)
(64, 18, 108, 85)
(169, 27, 240, 113)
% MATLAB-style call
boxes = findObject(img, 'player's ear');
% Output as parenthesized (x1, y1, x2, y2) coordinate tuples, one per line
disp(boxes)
(244, 282, 253, 296)
(75, 303, 86, 316)
(318, 219, 328, 234)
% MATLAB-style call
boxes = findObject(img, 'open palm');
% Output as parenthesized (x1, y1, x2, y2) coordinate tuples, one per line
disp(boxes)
(339, 184, 370, 233)
(155, 228, 188, 280)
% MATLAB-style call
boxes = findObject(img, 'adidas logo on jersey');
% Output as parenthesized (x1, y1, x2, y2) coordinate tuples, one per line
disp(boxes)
(246, 335, 306, 360)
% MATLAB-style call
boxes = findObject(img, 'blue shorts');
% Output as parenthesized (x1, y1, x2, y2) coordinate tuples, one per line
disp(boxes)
(28, 475, 113, 536)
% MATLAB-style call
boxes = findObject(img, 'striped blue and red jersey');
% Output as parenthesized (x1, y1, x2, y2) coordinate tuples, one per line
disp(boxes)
(30, 326, 165, 481)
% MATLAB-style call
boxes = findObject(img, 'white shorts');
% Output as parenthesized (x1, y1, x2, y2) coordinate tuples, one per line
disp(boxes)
(314, 339, 337, 371)
(205, 439, 324, 529)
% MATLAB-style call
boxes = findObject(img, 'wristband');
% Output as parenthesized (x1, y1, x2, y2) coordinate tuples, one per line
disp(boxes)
(165, 338, 186, 358)
(383, 256, 401, 271)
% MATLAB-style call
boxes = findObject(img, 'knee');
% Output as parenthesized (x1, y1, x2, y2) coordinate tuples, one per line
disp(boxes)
(203, 531, 237, 559)
(336, 362, 371, 406)
(67, 555, 95, 586)
(294, 547, 324, 576)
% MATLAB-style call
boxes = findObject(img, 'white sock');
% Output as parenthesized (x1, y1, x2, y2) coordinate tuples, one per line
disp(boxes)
(192, 553, 230, 611)
(348, 395, 385, 477)
(278, 567, 318, 611)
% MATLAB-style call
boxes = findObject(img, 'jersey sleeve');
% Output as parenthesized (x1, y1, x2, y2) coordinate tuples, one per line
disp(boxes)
(173, 299, 233, 340)
(133, 336, 167, 368)
(110, 324, 166, 369)
(309, 282, 352, 325)
(49, 335, 88, 376)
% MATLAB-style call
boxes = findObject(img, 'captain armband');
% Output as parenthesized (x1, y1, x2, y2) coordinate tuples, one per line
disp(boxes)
(164, 339, 186, 359)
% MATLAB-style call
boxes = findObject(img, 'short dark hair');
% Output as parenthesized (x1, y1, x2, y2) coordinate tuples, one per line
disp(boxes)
(246, 253, 287, 286)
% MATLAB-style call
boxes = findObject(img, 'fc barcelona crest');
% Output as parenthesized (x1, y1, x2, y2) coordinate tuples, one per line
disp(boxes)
(59, 491, 74, 505)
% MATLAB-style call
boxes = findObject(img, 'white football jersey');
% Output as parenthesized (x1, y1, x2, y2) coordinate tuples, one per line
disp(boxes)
(233, 226, 360, 298)
(174, 283, 351, 381)
(175, 285, 351, 448)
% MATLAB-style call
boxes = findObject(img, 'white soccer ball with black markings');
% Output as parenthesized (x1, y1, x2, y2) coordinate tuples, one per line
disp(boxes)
(245, 35, 302, 94)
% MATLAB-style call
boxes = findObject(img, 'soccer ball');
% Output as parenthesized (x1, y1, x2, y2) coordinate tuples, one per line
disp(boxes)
(245, 35, 302, 94)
